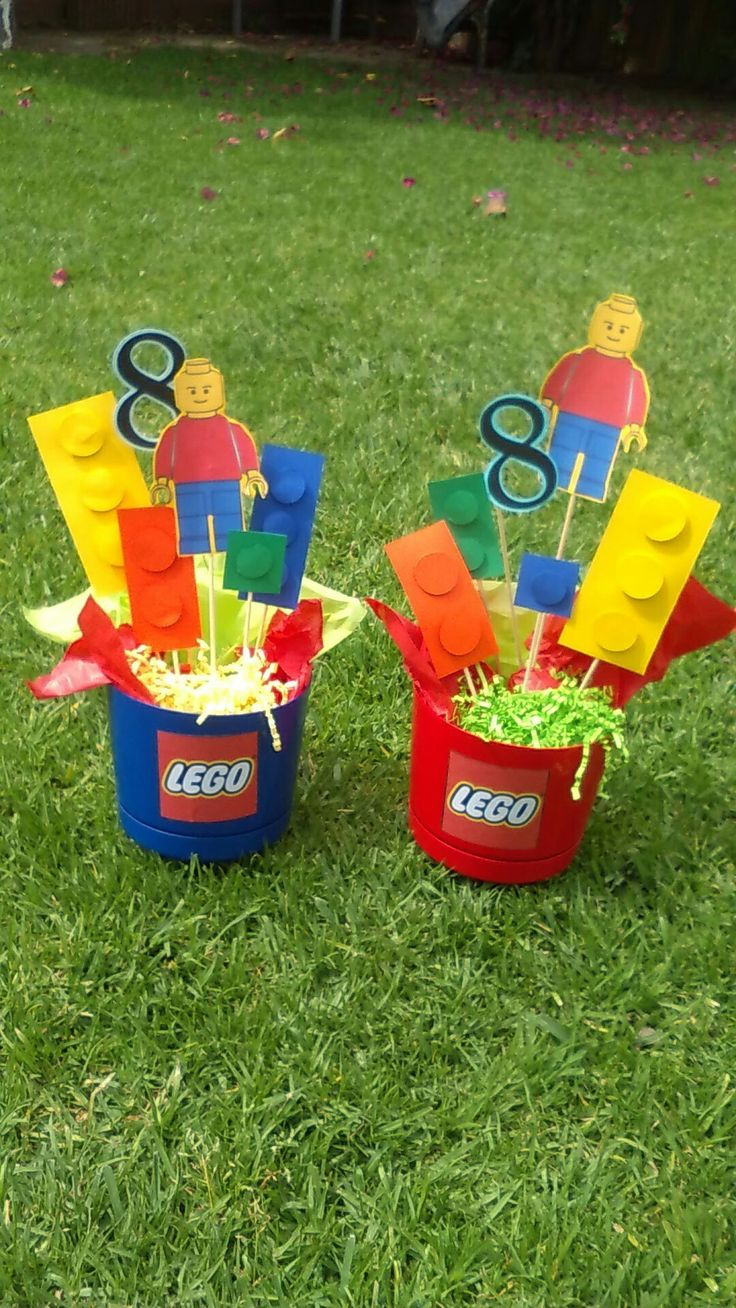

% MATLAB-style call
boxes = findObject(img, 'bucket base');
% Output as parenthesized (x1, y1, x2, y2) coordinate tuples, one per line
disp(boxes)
(409, 807, 581, 885)
(118, 804, 291, 862)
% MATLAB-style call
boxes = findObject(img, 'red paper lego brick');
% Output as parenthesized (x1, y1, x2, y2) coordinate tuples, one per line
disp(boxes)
(118, 506, 201, 650)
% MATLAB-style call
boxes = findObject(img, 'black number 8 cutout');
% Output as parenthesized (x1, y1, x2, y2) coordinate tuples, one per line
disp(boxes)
(479, 393, 558, 514)
(112, 328, 186, 450)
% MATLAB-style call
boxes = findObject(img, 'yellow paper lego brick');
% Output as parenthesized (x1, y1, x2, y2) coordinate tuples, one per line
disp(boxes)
(560, 469, 720, 674)
(28, 392, 150, 597)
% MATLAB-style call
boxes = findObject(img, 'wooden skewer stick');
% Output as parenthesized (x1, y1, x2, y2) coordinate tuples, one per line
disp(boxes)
(475, 663, 490, 691)
(555, 451, 585, 560)
(463, 667, 477, 697)
(254, 604, 270, 653)
(206, 515, 217, 677)
(495, 508, 523, 669)
(579, 658, 600, 691)
(172, 650, 180, 675)
(242, 592, 253, 658)
(521, 615, 545, 692)
(522, 453, 586, 693)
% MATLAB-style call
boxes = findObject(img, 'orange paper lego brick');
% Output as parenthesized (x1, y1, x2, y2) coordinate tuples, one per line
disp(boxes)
(118, 506, 202, 651)
(560, 469, 720, 674)
(28, 392, 150, 597)
(385, 521, 498, 678)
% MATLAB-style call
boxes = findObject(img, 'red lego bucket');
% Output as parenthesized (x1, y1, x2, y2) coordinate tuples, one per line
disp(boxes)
(408, 686, 605, 884)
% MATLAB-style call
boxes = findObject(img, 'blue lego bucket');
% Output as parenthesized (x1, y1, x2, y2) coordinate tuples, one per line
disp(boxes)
(108, 682, 310, 861)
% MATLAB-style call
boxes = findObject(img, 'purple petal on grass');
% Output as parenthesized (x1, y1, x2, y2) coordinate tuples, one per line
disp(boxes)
(256, 127, 270, 140)
(200, 186, 218, 200)
(401, 176, 416, 188)
(703, 175, 720, 185)
(50, 268, 69, 287)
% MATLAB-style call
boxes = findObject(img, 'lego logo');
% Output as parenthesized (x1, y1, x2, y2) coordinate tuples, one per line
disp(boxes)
(162, 758, 254, 799)
(448, 783, 540, 828)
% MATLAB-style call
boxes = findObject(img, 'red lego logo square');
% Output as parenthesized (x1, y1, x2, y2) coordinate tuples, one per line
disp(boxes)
(157, 730, 259, 824)
(441, 749, 548, 851)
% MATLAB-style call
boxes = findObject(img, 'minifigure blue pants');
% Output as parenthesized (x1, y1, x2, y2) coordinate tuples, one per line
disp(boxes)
(174, 479, 243, 555)
(549, 412, 620, 501)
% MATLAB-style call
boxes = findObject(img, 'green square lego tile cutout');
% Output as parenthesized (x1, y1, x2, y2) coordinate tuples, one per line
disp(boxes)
(427, 472, 503, 578)
(222, 530, 287, 597)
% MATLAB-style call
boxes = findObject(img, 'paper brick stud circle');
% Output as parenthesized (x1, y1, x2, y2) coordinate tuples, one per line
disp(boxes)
(236, 541, 273, 581)
(263, 509, 299, 543)
(618, 552, 664, 600)
(80, 468, 126, 512)
(439, 611, 482, 656)
(58, 411, 105, 458)
(134, 526, 177, 572)
(531, 572, 570, 607)
(461, 539, 486, 573)
(641, 492, 687, 542)
(445, 490, 478, 526)
(593, 611, 636, 653)
(141, 581, 183, 628)
(272, 473, 306, 505)
(413, 552, 458, 596)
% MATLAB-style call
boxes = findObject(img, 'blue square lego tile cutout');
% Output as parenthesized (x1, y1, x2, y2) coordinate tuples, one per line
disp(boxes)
(515, 553, 580, 618)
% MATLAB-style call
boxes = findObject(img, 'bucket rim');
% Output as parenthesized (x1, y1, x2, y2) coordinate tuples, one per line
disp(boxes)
(413, 682, 606, 763)
(108, 670, 312, 729)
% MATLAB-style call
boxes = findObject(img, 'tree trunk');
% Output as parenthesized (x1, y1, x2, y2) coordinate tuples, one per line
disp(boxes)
(0, 0, 14, 50)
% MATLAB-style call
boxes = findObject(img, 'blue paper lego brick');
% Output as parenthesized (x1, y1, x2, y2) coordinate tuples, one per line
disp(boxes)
(247, 445, 325, 608)
(514, 552, 580, 619)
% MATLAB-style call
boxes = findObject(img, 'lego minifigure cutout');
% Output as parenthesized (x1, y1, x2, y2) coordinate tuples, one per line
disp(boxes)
(541, 294, 650, 503)
(152, 359, 267, 554)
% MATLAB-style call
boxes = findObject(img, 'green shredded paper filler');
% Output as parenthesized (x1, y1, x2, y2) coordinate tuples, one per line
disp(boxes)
(454, 676, 628, 799)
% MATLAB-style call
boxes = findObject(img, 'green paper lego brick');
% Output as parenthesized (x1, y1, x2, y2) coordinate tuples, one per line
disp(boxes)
(427, 472, 503, 579)
(223, 530, 287, 598)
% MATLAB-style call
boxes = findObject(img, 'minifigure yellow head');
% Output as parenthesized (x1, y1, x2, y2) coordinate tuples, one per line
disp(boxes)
(173, 358, 225, 418)
(588, 294, 643, 356)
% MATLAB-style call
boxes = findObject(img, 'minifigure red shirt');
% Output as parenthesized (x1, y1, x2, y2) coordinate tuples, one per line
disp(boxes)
(542, 348, 648, 427)
(153, 415, 259, 484)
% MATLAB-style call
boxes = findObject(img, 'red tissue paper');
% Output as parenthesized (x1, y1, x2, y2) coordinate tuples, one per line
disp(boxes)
(28, 597, 154, 703)
(365, 597, 455, 714)
(263, 599, 324, 687)
(534, 576, 735, 707)
(369, 577, 734, 713)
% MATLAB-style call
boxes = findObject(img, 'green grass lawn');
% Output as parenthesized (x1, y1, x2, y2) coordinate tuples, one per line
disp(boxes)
(1, 38, 734, 1307)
